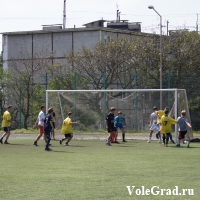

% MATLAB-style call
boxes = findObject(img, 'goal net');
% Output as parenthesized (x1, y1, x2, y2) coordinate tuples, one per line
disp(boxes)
(46, 89, 193, 140)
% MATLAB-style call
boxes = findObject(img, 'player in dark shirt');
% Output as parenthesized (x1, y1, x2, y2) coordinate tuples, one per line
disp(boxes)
(44, 108, 54, 151)
(51, 108, 56, 140)
(106, 107, 116, 146)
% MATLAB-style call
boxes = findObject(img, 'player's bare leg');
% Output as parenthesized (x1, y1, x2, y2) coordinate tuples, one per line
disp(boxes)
(0, 132, 8, 143)
(107, 132, 115, 146)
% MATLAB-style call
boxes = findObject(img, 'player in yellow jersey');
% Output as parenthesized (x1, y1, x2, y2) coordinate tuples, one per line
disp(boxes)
(156, 107, 175, 144)
(0, 105, 13, 144)
(59, 112, 79, 146)
(160, 110, 178, 147)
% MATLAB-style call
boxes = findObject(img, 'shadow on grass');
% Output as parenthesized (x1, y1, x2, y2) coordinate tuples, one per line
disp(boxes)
(168, 146, 200, 149)
(117, 146, 136, 148)
(69, 145, 89, 147)
(54, 145, 89, 148)
(51, 150, 76, 153)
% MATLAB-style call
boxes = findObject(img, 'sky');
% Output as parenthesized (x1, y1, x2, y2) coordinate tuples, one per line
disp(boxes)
(0, 0, 200, 51)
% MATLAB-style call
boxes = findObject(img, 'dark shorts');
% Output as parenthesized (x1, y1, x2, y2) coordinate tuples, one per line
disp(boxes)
(4, 127, 11, 132)
(178, 131, 187, 139)
(64, 133, 73, 138)
(107, 127, 117, 133)
(52, 122, 55, 129)
(163, 133, 171, 137)
(45, 130, 52, 138)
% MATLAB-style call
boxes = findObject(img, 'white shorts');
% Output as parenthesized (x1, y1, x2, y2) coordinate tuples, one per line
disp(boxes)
(150, 124, 160, 131)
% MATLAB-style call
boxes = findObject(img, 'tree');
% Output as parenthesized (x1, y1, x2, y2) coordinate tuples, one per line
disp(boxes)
(7, 52, 51, 129)
(162, 31, 200, 129)
(0, 54, 8, 117)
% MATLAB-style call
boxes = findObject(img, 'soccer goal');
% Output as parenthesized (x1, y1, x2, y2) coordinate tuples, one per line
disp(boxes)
(46, 88, 193, 141)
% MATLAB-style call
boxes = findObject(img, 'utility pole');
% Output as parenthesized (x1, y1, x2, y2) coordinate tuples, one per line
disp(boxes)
(167, 20, 169, 36)
(63, 0, 66, 29)
(196, 14, 198, 33)
(148, 5, 163, 109)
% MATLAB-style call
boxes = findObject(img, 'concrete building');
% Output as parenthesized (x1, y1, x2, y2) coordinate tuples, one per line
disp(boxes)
(1, 20, 144, 72)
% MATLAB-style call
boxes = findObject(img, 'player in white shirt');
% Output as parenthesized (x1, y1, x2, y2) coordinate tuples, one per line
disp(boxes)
(147, 106, 160, 143)
(33, 105, 46, 146)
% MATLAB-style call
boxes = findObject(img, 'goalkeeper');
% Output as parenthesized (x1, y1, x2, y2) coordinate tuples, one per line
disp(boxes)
(114, 111, 127, 142)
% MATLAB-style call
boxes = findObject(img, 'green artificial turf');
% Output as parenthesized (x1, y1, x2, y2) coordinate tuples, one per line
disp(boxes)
(0, 139, 199, 200)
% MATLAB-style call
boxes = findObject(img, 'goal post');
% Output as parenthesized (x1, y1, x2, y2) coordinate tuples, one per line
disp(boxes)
(46, 88, 192, 141)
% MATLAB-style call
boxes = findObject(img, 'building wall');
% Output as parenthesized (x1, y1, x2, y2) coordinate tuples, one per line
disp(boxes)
(2, 28, 141, 67)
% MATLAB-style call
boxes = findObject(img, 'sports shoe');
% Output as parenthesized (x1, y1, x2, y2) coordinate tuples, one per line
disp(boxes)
(176, 144, 180, 147)
(4, 141, 10, 144)
(59, 140, 62, 145)
(123, 140, 127, 142)
(45, 147, 52, 151)
(33, 141, 38, 146)
(158, 140, 162, 143)
(0, 139, 3, 144)
(106, 142, 111, 146)
(147, 140, 150, 143)
(165, 144, 168, 147)
(171, 140, 175, 144)
(187, 141, 190, 148)
(65, 143, 70, 146)
(115, 141, 120, 144)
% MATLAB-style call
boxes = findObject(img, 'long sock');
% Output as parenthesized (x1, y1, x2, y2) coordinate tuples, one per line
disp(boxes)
(163, 135, 165, 144)
(148, 136, 152, 142)
(177, 138, 180, 145)
(122, 133, 125, 141)
(46, 137, 51, 149)
(166, 137, 169, 144)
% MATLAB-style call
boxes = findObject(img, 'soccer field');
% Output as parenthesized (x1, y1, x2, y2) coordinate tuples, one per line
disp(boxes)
(0, 138, 199, 200)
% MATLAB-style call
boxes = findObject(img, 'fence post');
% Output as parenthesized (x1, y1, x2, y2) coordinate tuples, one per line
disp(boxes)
(46, 73, 48, 90)
(134, 71, 138, 131)
(74, 72, 77, 126)
(104, 71, 107, 129)
(168, 70, 171, 109)
(19, 82, 22, 129)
